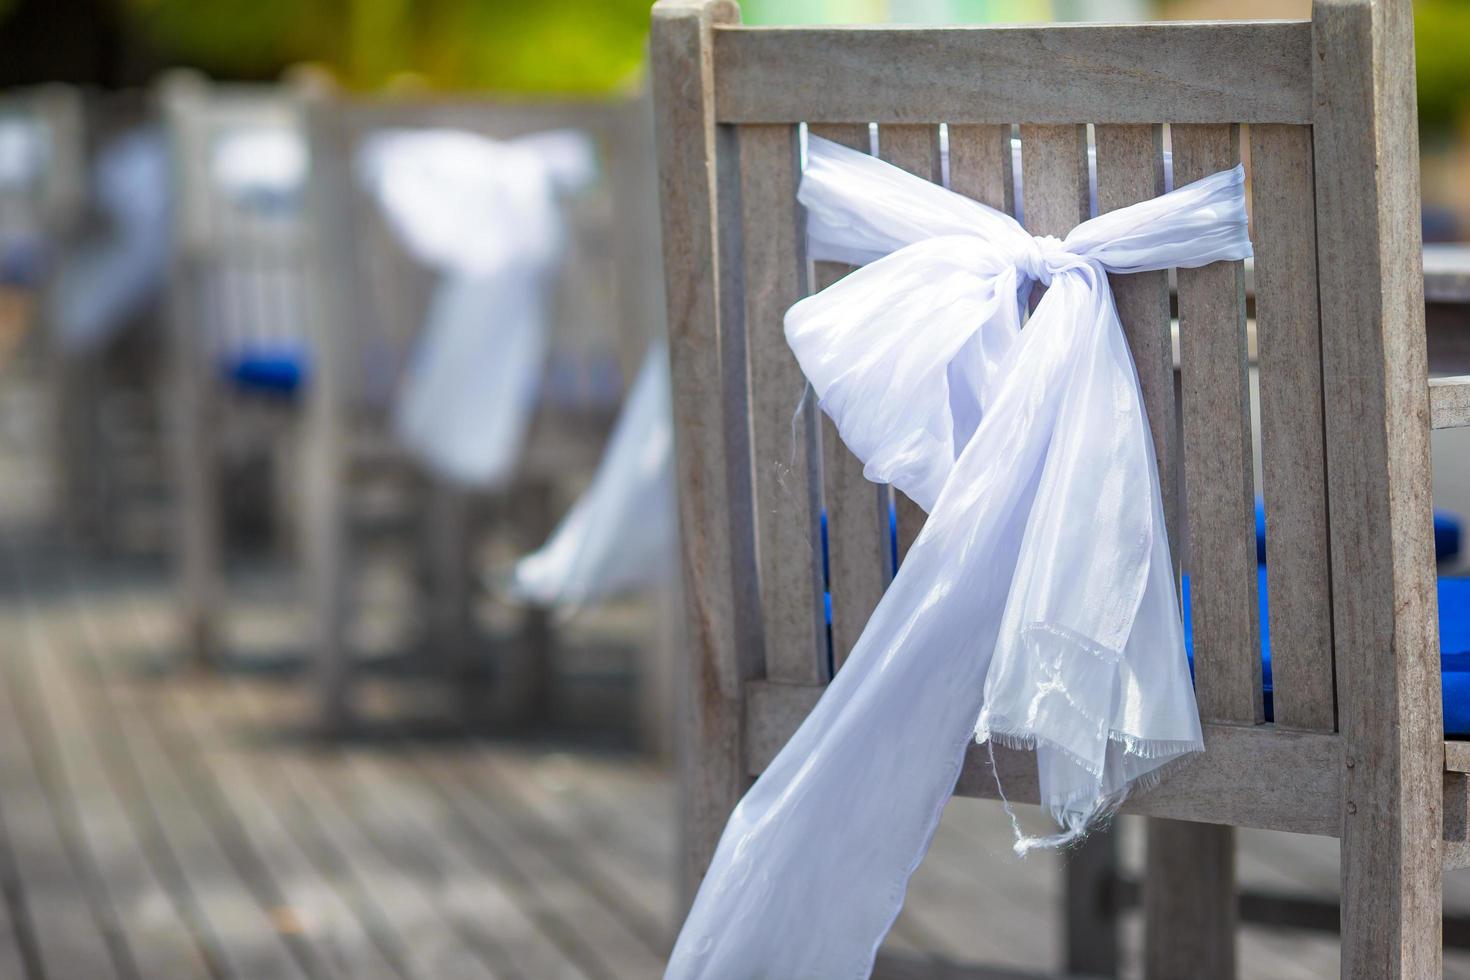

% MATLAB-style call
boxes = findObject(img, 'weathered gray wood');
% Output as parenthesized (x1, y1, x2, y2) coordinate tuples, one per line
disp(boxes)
(160, 76, 225, 668)
(1019, 124, 1088, 238)
(0, 617, 128, 980)
(1166, 124, 1256, 980)
(947, 124, 1013, 214)
(1173, 123, 1262, 727)
(1145, 817, 1236, 979)
(712, 21, 1314, 125)
(301, 95, 357, 732)
(1313, 1, 1443, 976)
(1017, 121, 1120, 980)
(1448, 741, 1470, 774)
(424, 480, 474, 681)
(11, 565, 213, 980)
(809, 123, 891, 670)
(1430, 376, 1470, 429)
(1251, 123, 1335, 732)
(1092, 122, 1223, 980)
(650, 0, 756, 906)
(876, 124, 940, 565)
(739, 123, 825, 684)
(743, 681, 1344, 836)
(1094, 125, 1174, 567)
(62, 590, 311, 980)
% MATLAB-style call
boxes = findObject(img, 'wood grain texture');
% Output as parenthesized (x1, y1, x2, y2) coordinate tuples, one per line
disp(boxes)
(1094, 122, 1232, 980)
(1019, 122, 1119, 979)
(712, 21, 1313, 125)
(876, 124, 940, 565)
(301, 97, 356, 732)
(1448, 740, 1470, 774)
(1250, 123, 1335, 732)
(1019, 124, 1088, 239)
(1145, 819, 1236, 980)
(1094, 125, 1174, 562)
(809, 123, 891, 669)
(1312, 1, 1443, 976)
(160, 78, 224, 668)
(744, 682, 1344, 835)
(649, 0, 755, 907)
(1173, 123, 1263, 726)
(739, 124, 826, 684)
(947, 124, 1014, 213)
(1431, 376, 1470, 429)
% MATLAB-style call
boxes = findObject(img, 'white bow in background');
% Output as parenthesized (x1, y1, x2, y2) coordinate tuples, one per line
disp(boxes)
(49, 129, 173, 354)
(357, 127, 596, 488)
(510, 341, 676, 610)
(666, 135, 1250, 980)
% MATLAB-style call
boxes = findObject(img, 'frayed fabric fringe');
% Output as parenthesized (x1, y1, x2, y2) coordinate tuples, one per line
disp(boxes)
(978, 732, 1203, 857)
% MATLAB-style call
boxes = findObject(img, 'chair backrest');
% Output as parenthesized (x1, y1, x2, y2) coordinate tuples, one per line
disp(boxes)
(651, 0, 1442, 890)
(0, 86, 85, 284)
(160, 74, 313, 376)
(303, 93, 663, 425)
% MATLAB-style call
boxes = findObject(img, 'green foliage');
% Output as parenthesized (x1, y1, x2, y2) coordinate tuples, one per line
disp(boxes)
(1416, 0, 1470, 138)
(119, 0, 653, 93)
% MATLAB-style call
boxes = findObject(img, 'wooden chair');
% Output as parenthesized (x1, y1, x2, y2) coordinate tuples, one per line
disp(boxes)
(0, 87, 89, 532)
(160, 73, 314, 666)
(650, 1, 1468, 976)
(299, 91, 668, 733)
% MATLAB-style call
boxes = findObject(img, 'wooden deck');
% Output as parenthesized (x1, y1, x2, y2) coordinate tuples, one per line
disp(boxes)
(3, 538, 1470, 979)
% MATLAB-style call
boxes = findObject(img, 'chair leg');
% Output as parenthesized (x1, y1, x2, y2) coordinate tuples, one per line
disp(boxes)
(425, 480, 472, 680)
(174, 391, 221, 668)
(305, 419, 351, 734)
(1144, 818, 1235, 980)
(639, 583, 682, 760)
(1066, 825, 1119, 977)
(1339, 792, 1442, 978)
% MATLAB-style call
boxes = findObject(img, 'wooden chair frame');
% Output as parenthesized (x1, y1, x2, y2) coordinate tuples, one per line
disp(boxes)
(650, 1, 1470, 976)
(160, 74, 314, 667)
(300, 91, 669, 733)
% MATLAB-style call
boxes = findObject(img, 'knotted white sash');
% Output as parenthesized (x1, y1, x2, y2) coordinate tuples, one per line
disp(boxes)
(665, 135, 1249, 980)
(358, 128, 596, 487)
(510, 341, 677, 608)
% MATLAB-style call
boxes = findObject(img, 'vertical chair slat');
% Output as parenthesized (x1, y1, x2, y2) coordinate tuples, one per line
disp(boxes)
(649, 0, 758, 905)
(1020, 122, 1121, 980)
(947, 124, 1014, 212)
(739, 123, 827, 684)
(1313, 2, 1442, 971)
(1172, 123, 1263, 726)
(1019, 124, 1088, 237)
(1094, 125, 1177, 566)
(810, 123, 891, 670)
(1250, 123, 1335, 732)
(876, 124, 941, 564)
(1100, 123, 1235, 980)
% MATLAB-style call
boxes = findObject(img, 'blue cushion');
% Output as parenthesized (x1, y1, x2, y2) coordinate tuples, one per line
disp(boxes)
(1255, 498, 1460, 564)
(221, 349, 308, 397)
(1184, 568, 1470, 735)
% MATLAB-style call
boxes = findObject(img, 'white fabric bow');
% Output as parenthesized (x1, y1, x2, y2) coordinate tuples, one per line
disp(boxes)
(510, 341, 677, 609)
(50, 129, 173, 354)
(665, 135, 1249, 980)
(357, 128, 597, 488)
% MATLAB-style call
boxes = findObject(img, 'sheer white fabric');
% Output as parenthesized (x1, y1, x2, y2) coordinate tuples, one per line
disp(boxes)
(210, 128, 308, 202)
(357, 127, 596, 487)
(665, 135, 1249, 980)
(49, 129, 172, 354)
(510, 342, 676, 608)
(0, 117, 46, 189)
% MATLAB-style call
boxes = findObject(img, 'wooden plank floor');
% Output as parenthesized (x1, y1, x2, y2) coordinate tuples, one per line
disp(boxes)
(3, 538, 1470, 979)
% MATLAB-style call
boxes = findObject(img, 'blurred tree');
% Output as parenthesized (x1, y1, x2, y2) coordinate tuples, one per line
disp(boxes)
(1415, 0, 1470, 140)
(119, 0, 652, 93)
